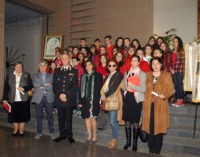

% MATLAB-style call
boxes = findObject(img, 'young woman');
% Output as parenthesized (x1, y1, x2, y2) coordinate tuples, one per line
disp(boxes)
(89, 44, 98, 61)
(96, 54, 109, 83)
(170, 36, 185, 107)
(115, 37, 126, 56)
(153, 48, 164, 59)
(142, 57, 174, 154)
(123, 55, 146, 151)
(112, 47, 119, 56)
(79, 60, 103, 144)
(124, 37, 131, 53)
(148, 36, 159, 50)
(78, 52, 85, 67)
(94, 46, 108, 65)
(157, 37, 165, 46)
(160, 41, 172, 72)
(126, 46, 136, 62)
(100, 60, 123, 149)
(54, 49, 63, 68)
(143, 44, 153, 64)
(73, 47, 79, 57)
(136, 49, 150, 73)
(114, 52, 130, 76)
(131, 39, 142, 50)
(49, 62, 56, 74)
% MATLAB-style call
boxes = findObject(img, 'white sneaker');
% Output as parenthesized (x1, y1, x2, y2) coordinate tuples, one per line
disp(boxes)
(35, 133, 42, 139)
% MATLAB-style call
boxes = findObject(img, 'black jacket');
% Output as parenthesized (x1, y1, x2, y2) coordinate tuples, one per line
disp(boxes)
(53, 66, 78, 107)
(79, 72, 103, 118)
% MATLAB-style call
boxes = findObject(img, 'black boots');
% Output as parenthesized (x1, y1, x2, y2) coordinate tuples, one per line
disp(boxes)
(132, 128, 139, 151)
(123, 127, 131, 150)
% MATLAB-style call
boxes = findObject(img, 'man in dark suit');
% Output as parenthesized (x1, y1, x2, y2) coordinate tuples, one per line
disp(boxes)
(53, 53, 78, 143)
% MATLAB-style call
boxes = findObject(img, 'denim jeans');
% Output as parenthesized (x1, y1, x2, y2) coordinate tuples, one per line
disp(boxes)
(36, 96, 54, 134)
(109, 111, 118, 139)
(74, 87, 80, 110)
(172, 73, 184, 99)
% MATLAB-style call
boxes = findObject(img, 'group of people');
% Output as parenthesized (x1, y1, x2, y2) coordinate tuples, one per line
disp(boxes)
(3, 35, 185, 155)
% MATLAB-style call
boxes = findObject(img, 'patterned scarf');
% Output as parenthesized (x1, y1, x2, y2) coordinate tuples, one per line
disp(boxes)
(81, 70, 95, 100)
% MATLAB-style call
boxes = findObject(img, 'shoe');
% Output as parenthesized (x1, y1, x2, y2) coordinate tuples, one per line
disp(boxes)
(77, 111, 82, 118)
(172, 99, 180, 107)
(35, 133, 42, 139)
(91, 140, 97, 145)
(86, 137, 92, 144)
(12, 131, 18, 136)
(176, 99, 184, 107)
(108, 139, 118, 149)
(107, 139, 113, 147)
(123, 127, 131, 150)
(49, 133, 56, 140)
(54, 136, 66, 142)
(132, 128, 139, 151)
(19, 133, 24, 137)
(68, 137, 75, 143)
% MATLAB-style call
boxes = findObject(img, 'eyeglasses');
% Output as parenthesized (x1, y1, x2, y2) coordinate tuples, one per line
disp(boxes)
(108, 64, 116, 67)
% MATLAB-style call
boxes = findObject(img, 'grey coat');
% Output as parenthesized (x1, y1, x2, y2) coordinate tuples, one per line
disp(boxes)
(3, 71, 33, 103)
(32, 72, 55, 104)
(124, 70, 146, 103)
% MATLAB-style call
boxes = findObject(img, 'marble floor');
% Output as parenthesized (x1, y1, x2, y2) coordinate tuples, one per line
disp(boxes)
(0, 126, 157, 157)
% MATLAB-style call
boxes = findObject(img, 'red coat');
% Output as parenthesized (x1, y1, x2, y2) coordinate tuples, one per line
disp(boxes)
(120, 63, 131, 77)
(139, 60, 150, 72)
(96, 64, 109, 83)
(164, 53, 171, 72)
(106, 45, 114, 60)
(74, 64, 84, 86)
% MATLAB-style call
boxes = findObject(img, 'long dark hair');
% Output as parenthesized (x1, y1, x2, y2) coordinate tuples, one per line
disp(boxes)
(160, 41, 171, 54)
(115, 37, 124, 49)
(99, 54, 109, 66)
(131, 38, 141, 50)
(173, 36, 184, 56)
(114, 51, 125, 68)
(150, 57, 164, 71)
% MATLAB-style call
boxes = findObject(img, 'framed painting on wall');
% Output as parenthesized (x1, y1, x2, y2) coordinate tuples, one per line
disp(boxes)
(42, 35, 64, 60)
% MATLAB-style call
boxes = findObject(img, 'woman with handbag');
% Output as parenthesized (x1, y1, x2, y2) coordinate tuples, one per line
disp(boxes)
(3, 62, 33, 136)
(79, 60, 103, 144)
(122, 55, 146, 151)
(142, 57, 174, 154)
(100, 60, 123, 149)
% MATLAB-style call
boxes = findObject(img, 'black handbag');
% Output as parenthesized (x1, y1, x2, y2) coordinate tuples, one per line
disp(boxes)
(139, 124, 148, 143)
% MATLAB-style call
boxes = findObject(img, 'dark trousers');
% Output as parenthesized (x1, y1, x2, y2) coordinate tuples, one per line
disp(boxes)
(36, 96, 54, 134)
(172, 73, 184, 99)
(57, 105, 73, 138)
(148, 103, 163, 154)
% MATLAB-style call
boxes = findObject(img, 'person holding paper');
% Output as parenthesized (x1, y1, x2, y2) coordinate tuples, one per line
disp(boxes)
(3, 62, 33, 136)
(142, 57, 174, 155)
(122, 55, 146, 151)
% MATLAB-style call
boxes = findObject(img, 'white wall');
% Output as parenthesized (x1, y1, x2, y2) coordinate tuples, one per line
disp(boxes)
(5, 18, 43, 75)
(153, 0, 197, 43)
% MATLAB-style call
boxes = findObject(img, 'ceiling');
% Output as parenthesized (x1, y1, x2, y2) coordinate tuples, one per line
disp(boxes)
(5, 1, 42, 24)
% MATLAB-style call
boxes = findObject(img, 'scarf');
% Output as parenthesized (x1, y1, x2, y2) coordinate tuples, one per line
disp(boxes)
(81, 70, 95, 100)
(125, 67, 140, 98)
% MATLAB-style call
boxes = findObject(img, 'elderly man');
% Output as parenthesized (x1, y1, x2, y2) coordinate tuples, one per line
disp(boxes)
(53, 53, 78, 143)
(32, 60, 55, 139)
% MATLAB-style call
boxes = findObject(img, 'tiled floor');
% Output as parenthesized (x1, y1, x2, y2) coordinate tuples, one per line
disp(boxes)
(0, 126, 156, 157)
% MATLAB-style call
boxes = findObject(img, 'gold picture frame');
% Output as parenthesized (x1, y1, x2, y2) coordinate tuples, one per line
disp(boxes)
(42, 35, 64, 60)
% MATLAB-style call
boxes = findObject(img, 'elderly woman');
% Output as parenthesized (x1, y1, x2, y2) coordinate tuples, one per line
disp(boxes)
(3, 62, 33, 136)
(142, 57, 174, 155)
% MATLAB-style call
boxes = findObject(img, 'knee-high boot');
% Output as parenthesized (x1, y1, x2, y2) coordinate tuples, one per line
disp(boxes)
(123, 127, 131, 150)
(132, 128, 139, 151)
